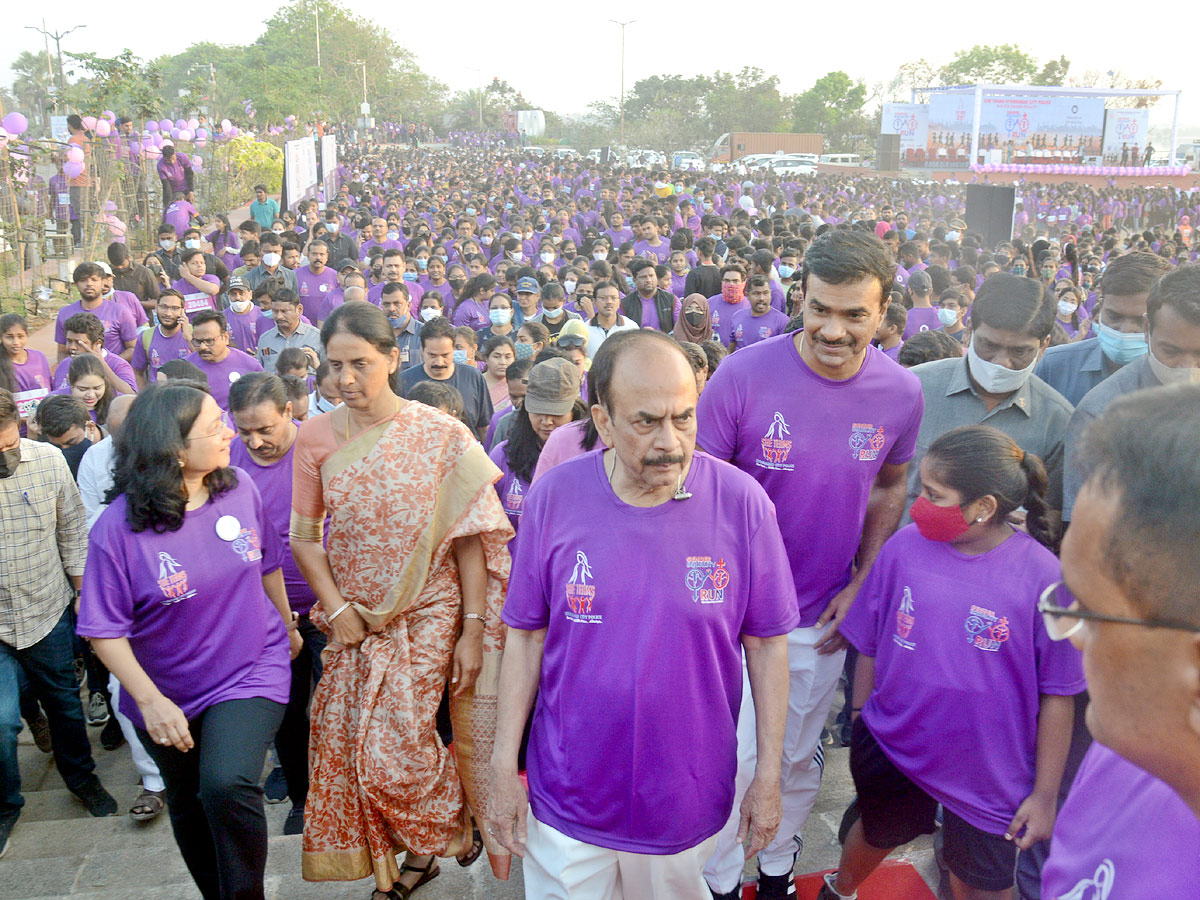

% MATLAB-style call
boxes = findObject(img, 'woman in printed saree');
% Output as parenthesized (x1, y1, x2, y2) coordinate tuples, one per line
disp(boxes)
(290, 303, 513, 900)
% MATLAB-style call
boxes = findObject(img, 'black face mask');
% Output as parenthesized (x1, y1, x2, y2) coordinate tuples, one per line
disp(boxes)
(0, 445, 20, 478)
(684, 310, 705, 327)
(60, 438, 93, 473)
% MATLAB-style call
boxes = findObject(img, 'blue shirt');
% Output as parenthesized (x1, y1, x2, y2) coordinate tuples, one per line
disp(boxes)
(249, 198, 280, 230)
(393, 318, 421, 371)
(1034, 339, 1118, 407)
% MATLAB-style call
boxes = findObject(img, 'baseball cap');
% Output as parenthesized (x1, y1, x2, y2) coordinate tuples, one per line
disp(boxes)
(908, 270, 932, 294)
(524, 358, 581, 416)
(228, 275, 250, 292)
(93, 261, 113, 275)
(516, 276, 540, 294)
(555, 319, 589, 350)
(336, 258, 360, 272)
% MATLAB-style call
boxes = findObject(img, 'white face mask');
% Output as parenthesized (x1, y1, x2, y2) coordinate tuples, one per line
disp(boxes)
(184, 239, 201, 250)
(593, 251, 607, 261)
(230, 298, 253, 313)
(482, 235, 493, 246)
(966, 340, 1038, 395)
(1057, 299, 1078, 317)
(563, 280, 577, 294)
(326, 222, 339, 233)
(542, 306, 564, 321)
(1148, 344, 1200, 385)
(159, 239, 175, 250)
(420, 307, 441, 322)
(540, 251, 555, 264)
(262, 252, 282, 268)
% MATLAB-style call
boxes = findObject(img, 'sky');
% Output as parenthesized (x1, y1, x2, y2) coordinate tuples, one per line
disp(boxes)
(5, 3, 1195, 141)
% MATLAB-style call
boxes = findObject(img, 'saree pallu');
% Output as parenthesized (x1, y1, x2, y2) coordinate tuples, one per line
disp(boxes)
(291, 404, 515, 888)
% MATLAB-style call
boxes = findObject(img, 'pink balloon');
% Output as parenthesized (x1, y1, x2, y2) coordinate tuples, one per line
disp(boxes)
(187, 117, 199, 131)
(159, 118, 173, 132)
(103, 110, 115, 121)
(2, 113, 27, 136)
(63, 160, 84, 177)
(95, 119, 112, 137)
(66, 146, 84, 164)
(192, 156, 203, 171)
(179, 129, 193, 142)
(220, 118, 232, 133)
(195, 138, 207, 148)
(82, 116, 97, 130)
(228, 126, 239, 137)
(174, 119, 186, 130)
(145, 144, 161, 158)
(196, 127, 208, 140)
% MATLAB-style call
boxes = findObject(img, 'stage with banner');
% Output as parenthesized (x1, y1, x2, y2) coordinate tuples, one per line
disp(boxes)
(926, 93, 1105, 166)
(881, 103, 929, 160)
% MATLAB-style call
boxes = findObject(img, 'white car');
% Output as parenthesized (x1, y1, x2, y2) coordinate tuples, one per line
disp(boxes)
(768, 156, 817, 177)
(672, 150, 704, 171)
(735, 154, 776, 175)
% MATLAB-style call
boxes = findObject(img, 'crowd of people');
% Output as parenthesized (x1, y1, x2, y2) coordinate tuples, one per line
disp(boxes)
(0, 129, 1197, 900)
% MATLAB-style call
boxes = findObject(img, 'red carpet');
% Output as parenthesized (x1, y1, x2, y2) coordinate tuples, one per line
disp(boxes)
(741, 860, 937, 899)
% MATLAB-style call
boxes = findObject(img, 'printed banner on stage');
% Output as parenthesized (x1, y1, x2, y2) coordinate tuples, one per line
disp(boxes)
(881, 103, 929, 153)
(283, 137, 319, 212)
(926, 94, 1105, 162)
(1102, 109, 1150, 162)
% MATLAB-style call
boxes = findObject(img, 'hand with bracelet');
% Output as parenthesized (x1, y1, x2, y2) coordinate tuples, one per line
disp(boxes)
(325, 597, 367, 648)
(451, 612, 485, 698)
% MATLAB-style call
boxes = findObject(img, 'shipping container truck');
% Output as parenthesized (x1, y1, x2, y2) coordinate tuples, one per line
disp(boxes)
(708, 132, 824, 166)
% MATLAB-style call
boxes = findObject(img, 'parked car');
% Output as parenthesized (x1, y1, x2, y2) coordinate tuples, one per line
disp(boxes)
(672, 150, 705, 171)
(768, 156, 817, 177)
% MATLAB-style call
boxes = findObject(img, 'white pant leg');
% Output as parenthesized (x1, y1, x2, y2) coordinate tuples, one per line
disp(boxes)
(619, 835, 719, 900)
(108, 674, 165, 792)
(757, 624, 845, 877)
(524, 811, 623, 900)
(703, 663, 757, 894)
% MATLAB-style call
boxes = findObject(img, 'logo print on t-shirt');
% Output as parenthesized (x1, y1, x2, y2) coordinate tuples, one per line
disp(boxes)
(684, 556, 729, 604)
(565, 550, 600, 623)
(504, 478, 525, 518)
(849, 423, 887, 462)
(964, 605, 1011, 652)
(893, 586, 917, 650)
(757, 412, 795, 472)
(231, 527, 263, 564)
(156, 551, 194, 604)
(1059, 859, 1115, 900)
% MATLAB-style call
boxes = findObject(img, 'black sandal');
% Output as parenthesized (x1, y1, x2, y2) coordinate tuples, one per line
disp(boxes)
(128, 789, 165, 822)
(392, 857, 440, 899)
(457, 827, 483, 867)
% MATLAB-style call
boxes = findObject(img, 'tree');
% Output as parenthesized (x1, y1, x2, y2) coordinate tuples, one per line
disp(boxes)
(1033, 56, 1071, 86)
(939, 44, 1038, 85)
(62, 51, 165, 118)
(1075, 70, 1165, 109)
(11, 51, 56, 126)
(704, 68, 786, 137)
(887, 59, 941, 101)
(792, 71, 867, 133)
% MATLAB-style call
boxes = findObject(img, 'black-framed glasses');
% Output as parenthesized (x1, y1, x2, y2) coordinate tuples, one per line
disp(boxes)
(556, 335, 586, 349)
(1038, 581, 1199, 641)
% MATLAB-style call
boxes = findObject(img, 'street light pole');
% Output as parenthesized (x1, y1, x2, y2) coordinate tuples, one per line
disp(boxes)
(25, 22, 85, 107)
(314, 2, 322, 84)
(465, 67, 483, 128)
(610, 19, 635, 151)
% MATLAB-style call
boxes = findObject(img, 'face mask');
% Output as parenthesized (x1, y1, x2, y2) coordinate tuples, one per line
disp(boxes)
(721, 282, 745, 304)
(505, 202, 513, 210)
(966, 340, 1038, 394)
(1011, 266, 1026, 276)
(272, 229, 285, 236)
(230, 299, 253, 314)
(184, 239, 200, 250)
(416, 258, 428, 270)
(1093, 316, 1148, 363)
(0, 445, 19, 478)
(261, 308, 275, 319)
(402, 271, 418, 282)
(563, 280, 577, 294)
(420, 307, 441, 322)
(436, 254, 448, 263)
(466, 207, 477, 216)
(514, 341, 535, 360)
(448, 278, 466, 291)
(1148, 345, 1200, 385)
(624, 275, 635, 289)
(540, 251, 555, 264)
(542, 306, 564, 321)
(684, 310, 705, 327)
(262, 252, 282, 268)
(524, 232, 534, 240)
(909, 496, 971, 542)
(1057, 299, 1078, 317)
(159, 239, 175, 250)
(938, 308, 959, 327)
(388, 316, 407, 329)
(509, 251, 523, 262)
(326, 222, 339, 234)
(482, 235, 493, 246)
(778, 264, 795, 280)
(453, 349, 469, 364)
(387, 231, 399, 241)
(593, 251, 607, 261)
(313, 392, 338, 414)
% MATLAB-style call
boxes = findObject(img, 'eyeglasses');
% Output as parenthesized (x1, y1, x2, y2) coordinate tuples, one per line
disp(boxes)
(1038, 581, 1199, 641)
(556, 335, 586, 349)
(192, 337, 222, 348)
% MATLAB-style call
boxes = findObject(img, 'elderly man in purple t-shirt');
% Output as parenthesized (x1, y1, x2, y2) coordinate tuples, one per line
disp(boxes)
(488, 330, 796, 900)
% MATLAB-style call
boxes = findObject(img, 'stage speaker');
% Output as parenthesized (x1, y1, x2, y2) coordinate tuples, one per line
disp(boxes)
(600, 146, 611, 164)
(965, 184, 1016, 247)
(877, 133, 901, 171)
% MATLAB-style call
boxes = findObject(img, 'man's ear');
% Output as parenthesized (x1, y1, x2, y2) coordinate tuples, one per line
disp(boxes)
(1188, 634, 1200, 741)
(592, 403, 613, 449)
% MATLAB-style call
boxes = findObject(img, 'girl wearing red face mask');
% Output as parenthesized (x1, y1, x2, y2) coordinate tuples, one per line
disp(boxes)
(828, 426, 1083, 900)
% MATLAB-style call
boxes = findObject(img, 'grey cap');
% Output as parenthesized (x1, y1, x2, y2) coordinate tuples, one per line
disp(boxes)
(908, 270, 932, 294)
(524, 358, 580, 416)
(227, 275, 250, 291)
(336, 258, 361, 272)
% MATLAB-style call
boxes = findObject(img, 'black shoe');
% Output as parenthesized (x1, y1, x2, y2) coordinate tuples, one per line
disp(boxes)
(264, 766, 288, 803)
(816, 872, 857, 900)
(27, 712, 51, 753)
(0, 811, 18, 859)
(73, 780, 118, 817)
(100, 717, 125, 751)
(283, 805, 304, 835)
(708, 886, 742, 900)
(756, 871, 796, 899)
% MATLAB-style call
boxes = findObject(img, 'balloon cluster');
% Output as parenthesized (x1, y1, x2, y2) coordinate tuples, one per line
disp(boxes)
(242, 98, 256, 121)
(971, 162, 1193, 178)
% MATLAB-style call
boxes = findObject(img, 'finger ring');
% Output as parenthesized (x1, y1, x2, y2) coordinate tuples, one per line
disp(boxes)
(486, 827, 495, 835)
(160, 738, 170, 745)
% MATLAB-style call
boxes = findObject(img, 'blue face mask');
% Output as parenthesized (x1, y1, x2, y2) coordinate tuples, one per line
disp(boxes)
(1095, 321, 1148, 365)
(778, 264, 795, 279)
(388, 316, 407, 329)
(514, 341, 535, 360)
(402, 271, 418, 282)
(453, 349, 469, 364)
(416, 258, 428, 270)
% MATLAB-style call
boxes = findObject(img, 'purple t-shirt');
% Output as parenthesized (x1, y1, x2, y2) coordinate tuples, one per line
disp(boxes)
(839, 526, 1086, 834)
(12, 350, 52, 419)
(226, 308, 265, 354)
(77, 472, 290, 730)
(229, 436, 317, 615)
(162, 200, 197, 237)
(731, 308, 790, 348)
(503, 450, 799, 854)
(708, 295, 750, 346)
(488, 440, 525, 541)
(697, 336, 924, 626)
(112, 290, 149, 328)
(52, 353, 137, 393)
(56, 299, 138, 356)
(453, 298, 490, 330)
(882, 343, 902, 361)
(171, 275, 220, 319)
(130, 326, 191, 382)
(1042, 743, 1200, 899)
(634, 239, 671, 263)
(295, 266, 340, 322)
(902, 307, 943, 340)
(185, 349, 264, 409)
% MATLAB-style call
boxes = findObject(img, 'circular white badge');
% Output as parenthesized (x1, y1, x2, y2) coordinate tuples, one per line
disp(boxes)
(215, 515, 241, 542)
(319, 283, 329, 292)
(228, 371, 241, 383)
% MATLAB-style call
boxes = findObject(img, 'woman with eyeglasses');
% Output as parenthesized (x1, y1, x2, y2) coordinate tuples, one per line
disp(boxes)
(823, 425, 1084, 900)
(78, 383, 302, 900)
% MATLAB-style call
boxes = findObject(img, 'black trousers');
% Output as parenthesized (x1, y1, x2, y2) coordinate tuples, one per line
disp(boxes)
(274, 616, 325, 810)
(140, 697, 285, 900)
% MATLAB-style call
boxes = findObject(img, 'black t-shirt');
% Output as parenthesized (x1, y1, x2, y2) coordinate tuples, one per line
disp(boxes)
(685, 265, 721, 299)
(398, 363, 494, 441)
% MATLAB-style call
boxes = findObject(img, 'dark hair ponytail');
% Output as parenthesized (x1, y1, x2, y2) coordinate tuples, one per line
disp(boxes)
(925, 425, 1058, 551)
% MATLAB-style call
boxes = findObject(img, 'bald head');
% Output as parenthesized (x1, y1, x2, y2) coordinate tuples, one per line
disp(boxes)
(342, 286, 366, 304)
(106, 393, 136, 436)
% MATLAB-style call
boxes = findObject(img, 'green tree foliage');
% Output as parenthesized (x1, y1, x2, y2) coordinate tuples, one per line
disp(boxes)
(11, 52, 56, 126)
(939, 44, 1039, 85)
(62, 51, 166, 118)
(1033, 56, 1071, 86)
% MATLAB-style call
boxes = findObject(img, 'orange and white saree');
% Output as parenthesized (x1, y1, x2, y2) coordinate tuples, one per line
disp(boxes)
(290, 401, 514, 889)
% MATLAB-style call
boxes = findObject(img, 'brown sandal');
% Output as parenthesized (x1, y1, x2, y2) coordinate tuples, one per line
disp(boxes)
(392, 856, 440, 899)
(128, 789, 165, 822)
(457, 827, 483, 867)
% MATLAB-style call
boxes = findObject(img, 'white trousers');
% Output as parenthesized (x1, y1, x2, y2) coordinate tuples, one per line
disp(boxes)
(524, 812, 718, 900)
(108, 674, 165, 793)
(703, 623, 846, 891)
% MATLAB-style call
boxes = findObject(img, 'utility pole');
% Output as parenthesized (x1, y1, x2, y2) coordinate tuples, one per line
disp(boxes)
(610, 19, 635, 151)
(465, 67, 483, 128)
(314, 2, 322, 83)
(25, 22, 85, 108)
